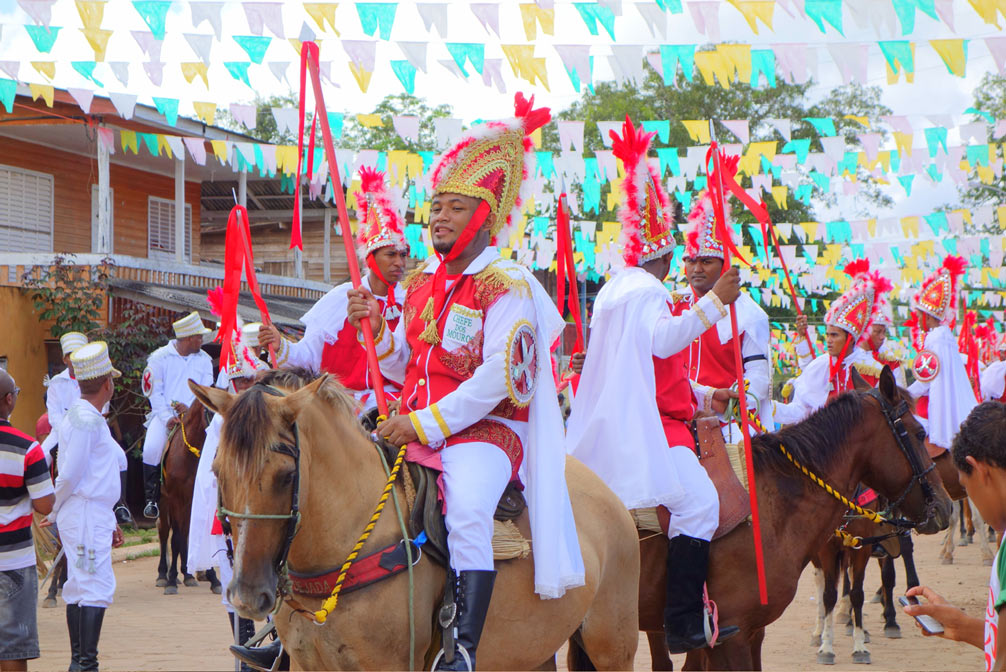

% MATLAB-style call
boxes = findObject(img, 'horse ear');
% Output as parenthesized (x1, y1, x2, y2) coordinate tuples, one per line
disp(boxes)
(189, 381, 235, 416)
(851, 367, 870, 392)
(281, 373, 329, 422)
(879, 365, 897, 401)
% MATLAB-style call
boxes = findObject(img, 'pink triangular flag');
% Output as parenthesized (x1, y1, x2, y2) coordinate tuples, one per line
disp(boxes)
(482, 58, 505, 92)
(143, 61, 164, 86)
(987, 37, 1006, 74)
(858, 133, 881, 161)
(132, 30, 163, 61)
(242, 2, 284, 38)
(0, 61, 18, 79)
(229, 103, 257, 129)
(721, 120, 749, 144)
(688, 1, 720, 41)
(343, 40, 376, 70)
(182, 137, 207, 165)
(470, 3, 500, 37)
(17, 0, 56, 26)
(934, 0, 955, 31)
(67, 87, 94, 114)
(827, 43, 868, 85)
(392, 115, 420, 143)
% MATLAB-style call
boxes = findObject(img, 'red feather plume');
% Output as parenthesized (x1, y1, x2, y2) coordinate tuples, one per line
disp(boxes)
(843, 258, 871, 281)
(609, 114, 655, 165)
(513, 92, 551, 135)
(206, 286, 225, 317)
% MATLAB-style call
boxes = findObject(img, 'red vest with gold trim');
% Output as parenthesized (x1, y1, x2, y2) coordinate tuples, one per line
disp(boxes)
(320, 301, 402, 395)
(400, 264, 527, 479)
(655, 300, 698, 449)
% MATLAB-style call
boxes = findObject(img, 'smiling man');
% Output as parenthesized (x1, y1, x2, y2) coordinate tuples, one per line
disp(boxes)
(259, 167, 408, 413)
(347, 93, 584, 671)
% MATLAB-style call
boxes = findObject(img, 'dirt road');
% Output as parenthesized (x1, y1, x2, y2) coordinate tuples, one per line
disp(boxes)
(31, 531, 989, 670)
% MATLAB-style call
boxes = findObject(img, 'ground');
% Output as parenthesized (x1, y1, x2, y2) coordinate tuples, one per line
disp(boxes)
(30, 531, 988, 671)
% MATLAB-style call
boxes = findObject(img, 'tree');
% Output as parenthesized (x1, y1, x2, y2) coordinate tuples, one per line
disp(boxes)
(340, 94, 454, 151)
(215, 92, 304, 145)
(960, 72, 1006, 212)
(21, 254, 111, 337)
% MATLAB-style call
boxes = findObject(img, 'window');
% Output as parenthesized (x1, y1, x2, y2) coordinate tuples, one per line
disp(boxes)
(91, 185, 114, 253)
(148, 196, 192, 261)
(0, 165, 54, 252)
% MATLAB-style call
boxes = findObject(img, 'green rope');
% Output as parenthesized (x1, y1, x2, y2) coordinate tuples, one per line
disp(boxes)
(374, 442, 416, 671)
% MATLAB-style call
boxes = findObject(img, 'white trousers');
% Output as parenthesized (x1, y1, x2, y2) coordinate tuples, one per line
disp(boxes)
(441, 441, 512, 572)
(217, 548, 234, 613)
(663, 445, 719, 542)
(142, 419, 170, 466)
(59, 502, 116, 608)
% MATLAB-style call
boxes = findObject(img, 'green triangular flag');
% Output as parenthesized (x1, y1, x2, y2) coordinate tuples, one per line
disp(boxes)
(132, 1, 171, 40)
(25, 25, 61, 53)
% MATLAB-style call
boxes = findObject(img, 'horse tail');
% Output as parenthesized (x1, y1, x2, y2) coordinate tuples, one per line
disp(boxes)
(566, 628, 598, 672)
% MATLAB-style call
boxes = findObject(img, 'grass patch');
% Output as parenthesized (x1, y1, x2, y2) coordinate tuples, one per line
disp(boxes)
(121, 528, 157, 547)
(125, 547, 160, 561)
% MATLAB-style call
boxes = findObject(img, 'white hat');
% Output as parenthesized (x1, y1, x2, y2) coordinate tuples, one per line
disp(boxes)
(225, 322, 268, 380)
(173, 311, 212, 339)
(60, 332, 88, 356)
(70, 341, 121, 381)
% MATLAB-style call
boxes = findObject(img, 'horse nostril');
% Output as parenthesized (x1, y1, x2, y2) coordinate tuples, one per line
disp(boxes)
(256, 591, 274, 615)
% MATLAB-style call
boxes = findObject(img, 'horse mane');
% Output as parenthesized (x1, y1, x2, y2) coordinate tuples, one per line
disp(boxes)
(220, 368, 367, 478)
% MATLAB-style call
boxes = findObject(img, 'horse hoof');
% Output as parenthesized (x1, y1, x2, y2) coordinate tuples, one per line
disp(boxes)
(816, 652, 836, 665)
(852, 651, 871, 665)
(183, 576, 199, 588)
(958, 538, 970, 546)
(810, 635, 822, 647)
(884, 626, 902, 639)
(155, 578, 167, 587)
(164, 585, 178, 595)
(42, 597, 58, 609)
(211, 584, 222, 595)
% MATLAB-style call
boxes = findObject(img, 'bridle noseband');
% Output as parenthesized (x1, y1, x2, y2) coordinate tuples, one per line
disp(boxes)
(863, 387, 937, 530)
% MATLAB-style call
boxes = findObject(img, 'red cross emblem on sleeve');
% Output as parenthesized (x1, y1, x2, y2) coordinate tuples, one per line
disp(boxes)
(141, 366, 154, 397)
(912, 349, 940, 383)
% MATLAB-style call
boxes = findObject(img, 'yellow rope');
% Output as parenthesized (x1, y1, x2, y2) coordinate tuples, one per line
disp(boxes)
(314, 430, 408, 624)
(776, 443, 887, 525)
(834, 528, 863, 548)
(178, 418, 200, 458)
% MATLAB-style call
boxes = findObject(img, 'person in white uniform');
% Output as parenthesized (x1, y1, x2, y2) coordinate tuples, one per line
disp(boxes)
(43, 342, 126, 672)
(141, 311, 213, 519)
(40, 331, 88, 464)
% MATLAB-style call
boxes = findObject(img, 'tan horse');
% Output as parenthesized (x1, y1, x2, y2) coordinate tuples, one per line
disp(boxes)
(191, 372, 640, 670)
(639, 367, 953, 670)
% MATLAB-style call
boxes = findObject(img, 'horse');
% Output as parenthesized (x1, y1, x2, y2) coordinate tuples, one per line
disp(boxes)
(156, 398, 221, 595)
(640, 367, 953, 670)
(190, 371, 641, 670)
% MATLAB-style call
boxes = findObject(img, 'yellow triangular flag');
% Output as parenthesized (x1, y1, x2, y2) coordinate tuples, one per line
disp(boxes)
(81, 27, 112, 61)
(275, 145, 297, 174)
(31, 61, 55, 80)
(718, 44, 752, 85)
(930, 39, 968, 77)
(29, 83, 54, 107)
(695, 50, 730, 88)
(356, 113, 383, 128)
(771, 185, 789, 210)
(529, 56, 549, 90)
(181, 62, 210, 88)
(120, 130, 138, 154)
(844, 114, 870, 128)
(536, 6, 555, 35)
(211, 140, 228, 163)
(303, 3, 340, 34)
(529, 128, 542, 148)
(967, 0, 1001, 26)
(519, 3, 539, 40)
(75, 0, 106, 28)
(730, 0, 775, 33)
(798, 221, 818, 241)
(193, 101, 216, 125)
(893, 131, 913, 157)
(156, 134, 171, 159)
(681, 120, 711, 144)
(348, 63, 372, 93)
(288, 38, 303, 56)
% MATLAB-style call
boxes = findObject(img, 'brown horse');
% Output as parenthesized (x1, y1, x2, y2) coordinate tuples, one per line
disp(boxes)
(157, 398, 220, 595)
(191, 372, 640, 670)
(640, 367, 953, 670)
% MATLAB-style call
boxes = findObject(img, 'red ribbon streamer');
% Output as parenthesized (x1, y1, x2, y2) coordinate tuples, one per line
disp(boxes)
(290, 46, 310, 251)
(555, 192, 584, 353)
(218, 204, 274, 369)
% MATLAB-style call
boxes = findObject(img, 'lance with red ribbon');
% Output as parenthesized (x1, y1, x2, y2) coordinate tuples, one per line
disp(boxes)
(296, 41, 389, 417)
(707, 121, 768, 606)
(555, 178, 585, 354)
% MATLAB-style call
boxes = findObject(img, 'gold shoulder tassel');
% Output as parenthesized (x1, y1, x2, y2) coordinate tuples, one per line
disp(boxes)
(418, 296, 440, 345)
(419, 296, 435, 322)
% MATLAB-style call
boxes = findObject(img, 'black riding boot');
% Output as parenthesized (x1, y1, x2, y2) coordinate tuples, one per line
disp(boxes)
(77, 606, 105, 671)
(226, 614, 261, 671)
(436, 570, 497, 671)
(66, 604, 82, 671)
(229, 621, 283, 671)
(664, 535, 739, 654)
(114, 471, 133, 525)
(142, 464, 160, 519)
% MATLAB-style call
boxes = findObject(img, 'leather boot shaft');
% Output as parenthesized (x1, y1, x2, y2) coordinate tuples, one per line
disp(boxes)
(66, 604, 81, 671)
(436, 569, 497, 671)
(77, 606, 105, 671)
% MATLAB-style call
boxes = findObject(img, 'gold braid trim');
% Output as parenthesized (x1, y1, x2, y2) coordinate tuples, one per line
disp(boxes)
(400, 264, 432, 291)
(852, 361, 883, 379)
(474, 261, 531, 307)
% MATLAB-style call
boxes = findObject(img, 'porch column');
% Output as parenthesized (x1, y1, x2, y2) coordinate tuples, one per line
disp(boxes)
(95, 123, 112, 253)
(174, 157, 185, 264)
(238, 169, 247, 207)
(323, 207, 332, 284)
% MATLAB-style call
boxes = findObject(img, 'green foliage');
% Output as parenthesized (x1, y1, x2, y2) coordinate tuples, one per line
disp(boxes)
(20, 254, 111, 338)
(961, 72, 1006, 211)
(215, 91, 304, 145)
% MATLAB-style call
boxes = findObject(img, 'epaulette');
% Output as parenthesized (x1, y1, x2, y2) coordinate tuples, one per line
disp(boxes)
(400, 261, 432, 291)
(474, 259, 531, 307)
(852, 361, 883, 379)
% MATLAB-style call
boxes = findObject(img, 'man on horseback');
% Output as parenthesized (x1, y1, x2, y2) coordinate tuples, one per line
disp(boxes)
(259, 168, 408, 413)
(566, 116, 742, 654)
(670, 192, 772, 434)
(862, 301, 908, 388)
(346, 93, 584, 671)
(40, 331, 87, 464)
(774, 262, 891, 424)
(141, 312, 213, 519)
(906, 256, 977, 454)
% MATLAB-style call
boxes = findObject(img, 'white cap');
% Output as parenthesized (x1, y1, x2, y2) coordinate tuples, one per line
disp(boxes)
(60, 332, 88, 356)
(70, 341, 121, 381)
(173, 311, 212, 339)
(226, 322, 268, 380)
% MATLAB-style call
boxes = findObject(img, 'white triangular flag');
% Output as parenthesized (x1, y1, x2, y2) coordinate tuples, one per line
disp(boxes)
(108, 62, 129, 87)
(131, 30, 162, 61)
(397, 41, 428, 73)
(143, 61, 164, 86)
(636, 3, 667, 39)
(271, 107, 298, 135)
(764, 118, 791, 141)
(229, 103, 257, 129)
(610, 45, 643, 85)
(268, 61, 289, 83)
(434, 117, 462, 150)
(190, 2, 224, 40)
(184, 33, 213, 65)
(416, 3, 447, 36)
(243, 2, 285, 38)
(67, 87, 93, 114)
(721, 120, 749, 144)
(392, 115, 420, 143)
(596, 122, 621, 149)
(482, 58, 505, 93)
(109, 92, 137, 119)
(557, 120, 585, 153)
(163, 135, 184, 159)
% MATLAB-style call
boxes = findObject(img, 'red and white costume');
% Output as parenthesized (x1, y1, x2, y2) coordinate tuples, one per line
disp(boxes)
(671, 193, 772, 436)
(774, 261, 890, 425)
(907, 256, 977, 451)
(276, 169, 407, 412)
(373, 95, 583, 598)
(864, 292, 909, 388)
(567, 117, 728, 542)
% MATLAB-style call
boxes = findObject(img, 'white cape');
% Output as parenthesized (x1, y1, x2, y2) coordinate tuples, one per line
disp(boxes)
(980, 360, 1006, 401)
(188, 413, 227, 572)
(566, 267, 685, 508)
(908, 325, 978, 450)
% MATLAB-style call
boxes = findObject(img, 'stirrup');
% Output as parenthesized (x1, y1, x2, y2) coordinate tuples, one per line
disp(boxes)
(430, 644, 473, 672)
(702, 583, 738, 649)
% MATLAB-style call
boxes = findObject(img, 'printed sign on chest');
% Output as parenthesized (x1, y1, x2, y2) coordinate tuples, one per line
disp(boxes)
(442, 304, 483, 352)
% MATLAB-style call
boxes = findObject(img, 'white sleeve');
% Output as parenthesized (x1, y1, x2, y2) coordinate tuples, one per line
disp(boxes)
(148, 356, 174, 424)
(772, 398, 814, 426)
(651, 293, 728, 359)
(45, 380, 66, 428)
(371, 314, 410, 384)
(274, 325, 326, 373)
(794, 337, 814, 369)
(408, 290, 535, 445)
(50, 421, 89, 518)
(741, 334, 771, 407)
(198, 354, 214, 386)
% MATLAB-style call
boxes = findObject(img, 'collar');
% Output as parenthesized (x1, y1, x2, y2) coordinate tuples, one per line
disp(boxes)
(0, 419, 9, 427)
(422, 247, 500, 276)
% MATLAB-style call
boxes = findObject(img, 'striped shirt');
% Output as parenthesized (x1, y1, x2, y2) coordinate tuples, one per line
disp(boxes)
(0, 420, 54, 570)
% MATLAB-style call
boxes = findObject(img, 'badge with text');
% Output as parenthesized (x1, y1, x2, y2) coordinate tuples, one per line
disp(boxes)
(441, 305, 483, 352)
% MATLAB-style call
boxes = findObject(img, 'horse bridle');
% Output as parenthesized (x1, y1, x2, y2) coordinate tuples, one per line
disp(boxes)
(216, 384, 303, 608)
(863, 387, 937, 530)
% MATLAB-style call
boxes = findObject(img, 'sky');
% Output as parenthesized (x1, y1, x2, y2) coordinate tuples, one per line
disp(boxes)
(0, 0, 1002, 225)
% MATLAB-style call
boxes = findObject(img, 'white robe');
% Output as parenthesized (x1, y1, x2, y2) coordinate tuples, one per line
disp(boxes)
(908, 325, 978, 451)
(187, 414, 227, 573)
(773, 347, 878, 426)
(980, 359, 1006, 402)
(41, 368, 80, 463)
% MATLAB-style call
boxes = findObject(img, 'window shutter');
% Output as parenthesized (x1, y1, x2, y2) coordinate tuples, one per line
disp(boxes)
(0, 165, 54, 252)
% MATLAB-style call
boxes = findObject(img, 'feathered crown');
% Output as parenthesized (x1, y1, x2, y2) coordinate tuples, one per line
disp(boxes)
(825, 259, 891, 345)
(207, 287, 266, 381)
(354, 167, 408, 258)
(912, 255, 967, 324)
(430, 92, 550, 245)
(609, 115, 675, 267)
(684, 190, 740, 261)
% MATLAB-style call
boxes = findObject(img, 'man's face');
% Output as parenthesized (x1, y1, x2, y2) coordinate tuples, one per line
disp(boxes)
(825, 326, 851, 358)
(177, 334, 204, 356)
(869, 324, 887, 350)
(371, 246, 408, 284)
(429, 193, 489, 255)
(683, 256, 724, 295)
(917, 310, 939, 332)
(232, 377, 256, 394)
